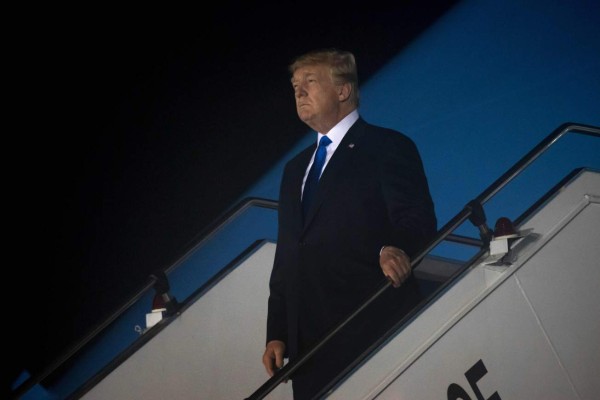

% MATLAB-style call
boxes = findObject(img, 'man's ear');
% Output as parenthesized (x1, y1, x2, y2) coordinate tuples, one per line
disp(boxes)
(337, 82, 352, 102)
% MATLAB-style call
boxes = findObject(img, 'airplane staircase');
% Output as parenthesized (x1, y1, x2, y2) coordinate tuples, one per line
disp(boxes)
(10, 122, 600, 400)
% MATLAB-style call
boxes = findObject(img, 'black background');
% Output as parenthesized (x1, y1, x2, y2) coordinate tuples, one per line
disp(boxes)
(9, 1, 458, 394)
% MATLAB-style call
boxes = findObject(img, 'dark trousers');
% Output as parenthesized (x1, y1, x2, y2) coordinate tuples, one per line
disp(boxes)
(290, 277, 422, 399)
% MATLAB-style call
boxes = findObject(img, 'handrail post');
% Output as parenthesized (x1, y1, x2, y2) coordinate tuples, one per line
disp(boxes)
(465, 199, 493, 247)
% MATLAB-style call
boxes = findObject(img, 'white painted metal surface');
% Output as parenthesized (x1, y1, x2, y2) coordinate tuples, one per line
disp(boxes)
(81, 242, 294, 400)
(80, 170, 600, 400)
(78, 243, 461, 400)
(331, 169, 600, 400)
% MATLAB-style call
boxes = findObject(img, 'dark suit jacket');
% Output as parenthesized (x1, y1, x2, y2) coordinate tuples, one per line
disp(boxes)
(266, 118, 437, 390)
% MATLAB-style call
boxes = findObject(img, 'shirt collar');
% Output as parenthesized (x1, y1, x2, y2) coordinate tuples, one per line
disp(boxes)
(316, 109, 359, 152)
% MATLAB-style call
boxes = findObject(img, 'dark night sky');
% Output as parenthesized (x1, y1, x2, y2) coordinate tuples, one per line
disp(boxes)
(9, 1, 459, 393)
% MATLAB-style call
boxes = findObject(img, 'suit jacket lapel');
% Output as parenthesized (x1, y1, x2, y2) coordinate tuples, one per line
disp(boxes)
(290, 145, 315, 234)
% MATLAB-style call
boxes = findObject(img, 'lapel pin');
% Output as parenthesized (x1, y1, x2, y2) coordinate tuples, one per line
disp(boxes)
(348, 143, 355, 148)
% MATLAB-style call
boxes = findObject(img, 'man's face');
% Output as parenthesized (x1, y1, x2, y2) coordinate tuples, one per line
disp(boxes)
(291, 64, 340, 131)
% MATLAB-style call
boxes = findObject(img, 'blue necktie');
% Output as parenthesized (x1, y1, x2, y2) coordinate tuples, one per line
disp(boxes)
(302, 135, 332, 218)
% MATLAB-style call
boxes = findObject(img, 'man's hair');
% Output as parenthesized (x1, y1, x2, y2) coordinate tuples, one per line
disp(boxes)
(289, 48, 360, 107)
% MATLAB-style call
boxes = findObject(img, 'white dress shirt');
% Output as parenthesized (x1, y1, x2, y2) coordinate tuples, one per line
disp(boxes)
(301, 109, 359, 197)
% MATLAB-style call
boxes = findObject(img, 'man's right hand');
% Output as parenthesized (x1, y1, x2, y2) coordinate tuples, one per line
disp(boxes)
(262, 340, 286, 377)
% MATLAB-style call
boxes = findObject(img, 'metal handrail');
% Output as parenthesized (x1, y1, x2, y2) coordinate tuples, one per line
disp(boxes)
(245, 121, 600, 399)
(10, 194, 476, 400)
(13, 122, 598, 399)
(164, 198, 279, 275)
(10, 198, 278, 400)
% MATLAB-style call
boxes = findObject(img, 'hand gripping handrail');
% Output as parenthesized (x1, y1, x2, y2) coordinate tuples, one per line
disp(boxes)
(245, 121, 600, 399)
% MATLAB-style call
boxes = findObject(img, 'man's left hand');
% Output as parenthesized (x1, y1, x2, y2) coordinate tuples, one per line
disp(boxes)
(379, 246, 411, 288)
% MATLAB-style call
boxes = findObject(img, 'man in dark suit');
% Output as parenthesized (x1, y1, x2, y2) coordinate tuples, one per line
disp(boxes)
(262, 48, 437, 399)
